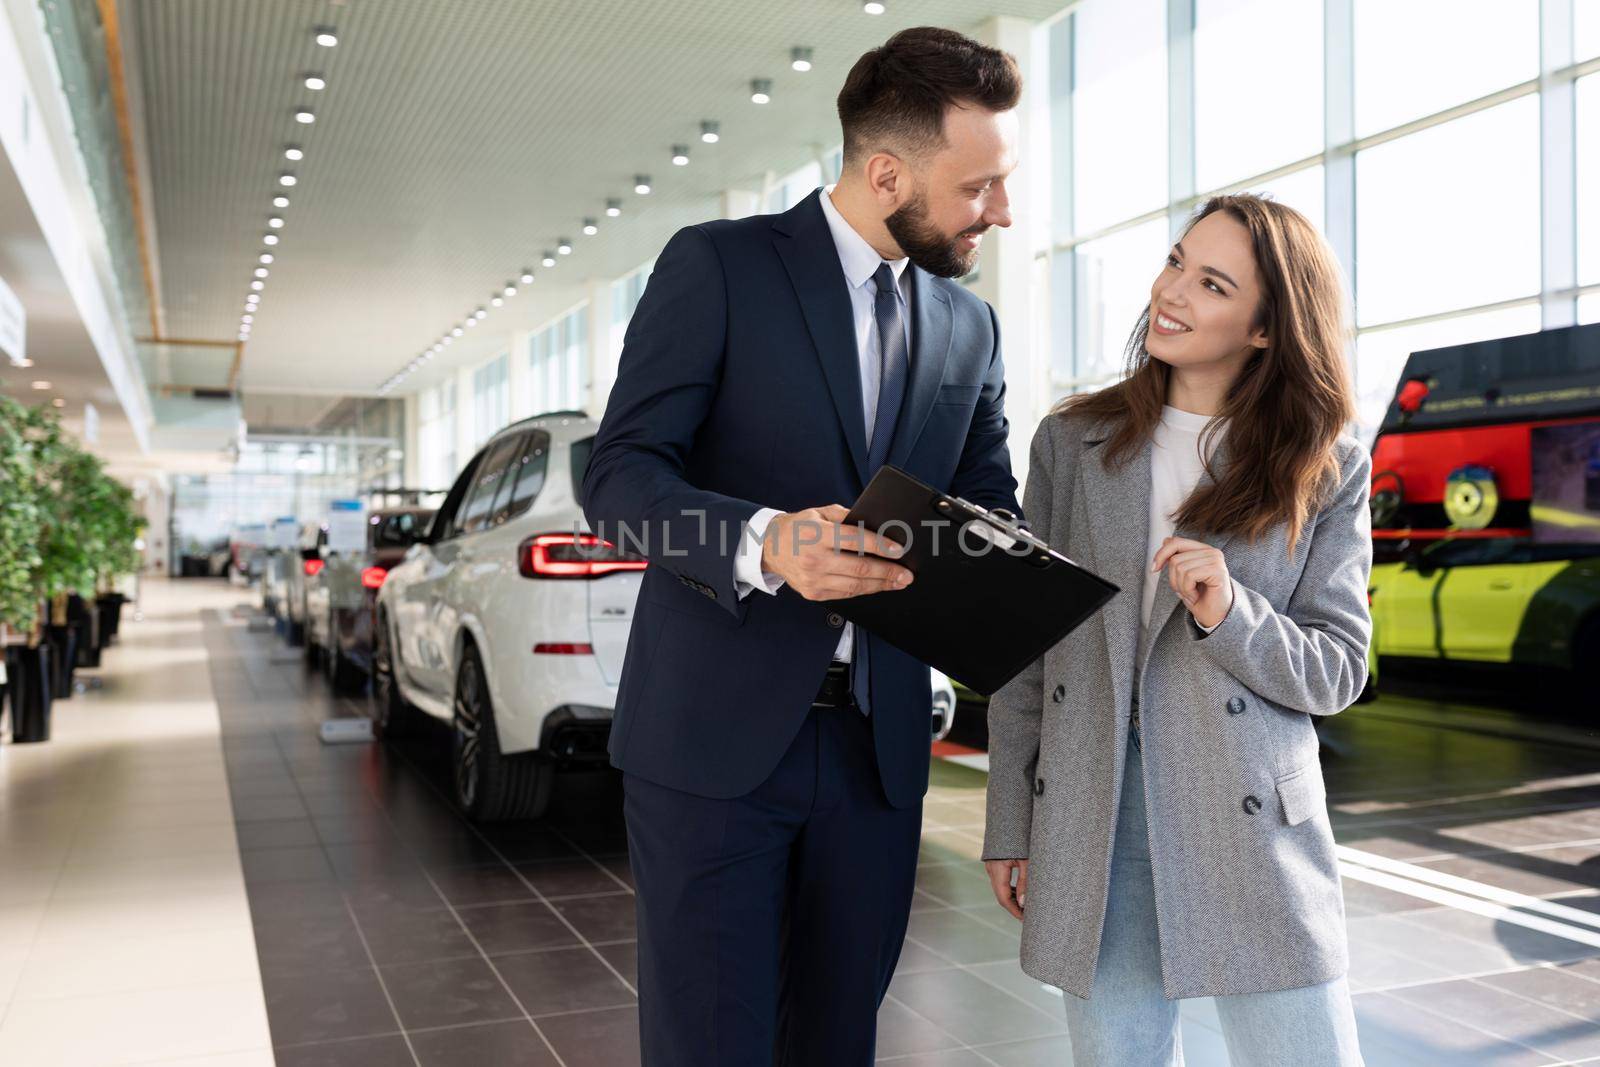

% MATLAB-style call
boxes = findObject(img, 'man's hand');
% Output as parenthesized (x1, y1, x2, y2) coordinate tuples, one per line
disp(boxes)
(984, 859, 1028, 921)
(760, 504, 913, 601)
(1151, 536, 1235, 630)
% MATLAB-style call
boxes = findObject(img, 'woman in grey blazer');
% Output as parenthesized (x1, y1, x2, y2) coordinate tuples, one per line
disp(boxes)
(983, 194, 1372, 1066)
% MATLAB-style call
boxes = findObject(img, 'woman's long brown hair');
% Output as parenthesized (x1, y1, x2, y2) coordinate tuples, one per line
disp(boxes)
(1055, 194, 1355, 552)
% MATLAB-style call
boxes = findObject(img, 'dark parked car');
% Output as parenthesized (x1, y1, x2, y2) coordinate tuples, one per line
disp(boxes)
(305, 507, 435, 692)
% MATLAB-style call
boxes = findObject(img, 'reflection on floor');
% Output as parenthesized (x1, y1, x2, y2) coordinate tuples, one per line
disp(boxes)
(4, 579, 1600, 1065)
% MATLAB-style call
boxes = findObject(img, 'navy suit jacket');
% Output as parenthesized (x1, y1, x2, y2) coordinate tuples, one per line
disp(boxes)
(582, 189, 1020, 809)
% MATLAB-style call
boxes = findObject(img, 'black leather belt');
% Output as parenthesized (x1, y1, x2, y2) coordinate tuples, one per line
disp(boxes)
(812, 662, 855, 709)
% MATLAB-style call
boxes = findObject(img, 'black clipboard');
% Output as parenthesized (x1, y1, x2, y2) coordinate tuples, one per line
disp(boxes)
(837, 465, 1119, 696)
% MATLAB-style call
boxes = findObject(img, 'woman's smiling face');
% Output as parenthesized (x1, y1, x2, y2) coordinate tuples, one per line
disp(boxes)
(1144, 211, 1270, 371)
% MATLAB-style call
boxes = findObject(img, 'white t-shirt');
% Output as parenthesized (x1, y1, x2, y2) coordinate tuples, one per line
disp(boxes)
(1138, 405, 1224, 660)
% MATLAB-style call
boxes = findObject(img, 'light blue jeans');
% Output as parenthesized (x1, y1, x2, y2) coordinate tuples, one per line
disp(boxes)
(1060, 728, 1365, 1067)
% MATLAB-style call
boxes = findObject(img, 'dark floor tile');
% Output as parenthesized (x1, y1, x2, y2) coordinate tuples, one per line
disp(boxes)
(536, 1004, 641, 1067)
(405, 833, 506, 867)
(550, 892, 637, 943)
(1387, 978, 1600, 1061)
(1354, 990, 1555, 1066)
(343, 875, 447, 914)
(477, 826, 581, 862)
(460, 900, 582, 956)
(273, 1034, 413, 1067)
(410, 1019, 560, 1067)
(313, 809, 400, 846)
(326, 841, 429, 882)
(516, 857, 630, 899)
(254, 912, 371, 976)
(378, 956, 523, 1030)
(429, 863, 537, 907)
(875, 1050, 988, 1066)
(891, 937, 960, 976)
(914, 863, 1002, 908)
(973, 1034, 1077, 1067)
(241, 845, 336, 885)
(262, 966, 400, 1045)
(594, 941, 638, 987)
(233, 794, 312, 822)
(236, 817, 321, 851)
(494, 946, 637, 1016)
(355, 905, 476, 967)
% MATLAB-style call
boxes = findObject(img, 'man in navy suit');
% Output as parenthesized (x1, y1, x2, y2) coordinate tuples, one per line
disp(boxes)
(582, 27, 1023, 1065)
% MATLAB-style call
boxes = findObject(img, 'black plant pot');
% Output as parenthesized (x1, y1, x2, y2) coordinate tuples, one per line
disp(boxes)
(44, 624, 76, 699)
(96, 593, 126, 645)
(4, 644, 53, 743)
(69, 595, 101, 669)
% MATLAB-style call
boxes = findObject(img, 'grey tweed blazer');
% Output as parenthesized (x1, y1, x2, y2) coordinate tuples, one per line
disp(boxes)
(982, 410, 1373, 1000)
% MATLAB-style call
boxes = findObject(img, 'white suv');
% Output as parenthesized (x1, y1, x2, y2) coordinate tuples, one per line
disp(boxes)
(376, 411, 960, 822)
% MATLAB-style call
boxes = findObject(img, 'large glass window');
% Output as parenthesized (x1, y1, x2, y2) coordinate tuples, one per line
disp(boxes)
(1577, 0, 1600, 62)
(1231, 165, 1325, 232)
(1580, 293, 1600, 325)
(1194, 0, 1322, 191)
(1072, 217, 1170, 384)
(472, 354, 509, 448)
(1353, 304, 1543, 438)
(1072, 0, 1166, 235)
(1580, 74, 1600, 287)
(1354, 0, 1538, 136)
(525, 305, 588, 416)
(1354, 97, 1540, 327)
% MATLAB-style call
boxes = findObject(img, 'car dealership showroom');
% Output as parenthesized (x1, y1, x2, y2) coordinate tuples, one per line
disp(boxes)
(4, 0, 1600, 1064)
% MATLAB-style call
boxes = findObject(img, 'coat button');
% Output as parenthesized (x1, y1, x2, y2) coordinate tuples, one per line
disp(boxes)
(1052, 684, 1065, 703)
(1227, 697, 1246, 715)
(1242, 795, 1262, 815)
(1034, 777, 1045, 796)
(826, 612, 844, 628)
(704, 588, 717, 599)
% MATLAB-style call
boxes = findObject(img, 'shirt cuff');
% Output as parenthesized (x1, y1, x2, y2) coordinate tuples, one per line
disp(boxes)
(734, 507, 786, 600)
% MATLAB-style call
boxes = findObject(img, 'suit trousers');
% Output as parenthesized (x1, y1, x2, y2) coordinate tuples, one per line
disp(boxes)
(624, 703, 923, 1066)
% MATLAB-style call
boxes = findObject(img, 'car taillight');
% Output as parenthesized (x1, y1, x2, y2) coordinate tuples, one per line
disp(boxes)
(533, 643, 595, 654)
(303, 559, 324, 577)
(519, 533, 647, 579)
(361, 566, 388, 590)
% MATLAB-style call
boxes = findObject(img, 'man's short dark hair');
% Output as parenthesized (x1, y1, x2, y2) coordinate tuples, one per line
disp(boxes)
(837, 27, 1022, 167)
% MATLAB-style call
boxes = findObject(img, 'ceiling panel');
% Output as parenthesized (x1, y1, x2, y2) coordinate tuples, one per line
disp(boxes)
(124, 0, 1064, 396)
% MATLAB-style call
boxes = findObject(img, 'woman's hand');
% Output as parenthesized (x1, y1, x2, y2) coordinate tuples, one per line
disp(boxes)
(1151, 536, 1235, 630)
(984, 859, 1028, 921)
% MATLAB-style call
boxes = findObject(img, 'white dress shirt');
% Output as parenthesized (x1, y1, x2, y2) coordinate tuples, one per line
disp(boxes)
(731, 185, 912, 662)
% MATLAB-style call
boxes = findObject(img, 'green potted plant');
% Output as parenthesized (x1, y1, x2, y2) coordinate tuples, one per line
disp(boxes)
(0, 394, 51, 741)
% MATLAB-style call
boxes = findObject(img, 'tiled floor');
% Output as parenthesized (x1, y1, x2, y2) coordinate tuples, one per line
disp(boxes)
(5, 579, 1600, 1065)
(0, 579, 273, 1067)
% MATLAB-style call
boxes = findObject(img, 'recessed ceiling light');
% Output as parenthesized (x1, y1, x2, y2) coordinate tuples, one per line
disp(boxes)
(465, 318, 477, 328)
(284, 145, 304, 161)
(605, 198, 622, 217)
(262, 233, 279, 245)
(519, 269, 535, 284)
(443, 335, 454, 345)
(474, 308, 487, 320)
(671, 145, 689, 166)
(51, 398, 65, 408)
(582, 218, 598, 236)
(505, 282, 518, 295)
(541, 252, 556, 267)
(294, 108, 315, 125)
(432, 344, 443, 353)
(259, 253, 274, 264)
(634, 175, 651, 195)
(251, 280, 265, 291)
(273, 195, 289, 208)
(254, 267, 269, 279)
(791, 47, 814, 72)
(268, 216, 285, 228)
(700, 120, 720, 144)
(557, 239, 573, 255)
(303, 73, 326, 91)
(452, 327, 463, 337)
(491, 296, 503, 307)
(15, 358, 32, 368)
(30, 380, 50, 390)
(314, 26, 338, 47)
(750, 79, 772, 104)
(278, 173, 297, 187)
(242, 314, 254, 324)
(863, 1, 885, 12)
